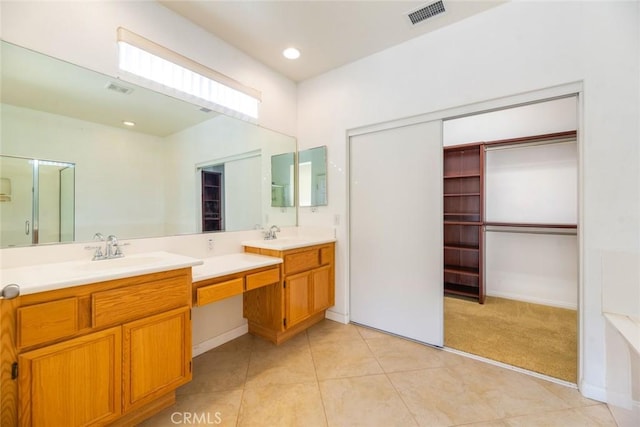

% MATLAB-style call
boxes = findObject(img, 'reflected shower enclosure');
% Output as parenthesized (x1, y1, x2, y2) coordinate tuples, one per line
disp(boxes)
(0, 155, 75, 247)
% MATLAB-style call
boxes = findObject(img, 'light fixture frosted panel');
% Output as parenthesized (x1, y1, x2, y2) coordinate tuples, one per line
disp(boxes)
(118, 41, 259, 119)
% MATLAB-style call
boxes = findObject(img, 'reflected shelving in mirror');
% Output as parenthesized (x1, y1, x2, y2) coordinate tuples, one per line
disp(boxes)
(0, 41, 297, 248)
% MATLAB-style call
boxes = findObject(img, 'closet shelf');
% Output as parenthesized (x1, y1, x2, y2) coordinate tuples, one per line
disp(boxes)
(444, 173, 481, 179)
(484, 222, 577, 229)
(444, 221, 483, 225)
(444, 282, 480, 295)
(444, 265, 480, 276)
(444, 244, 479, 252)
(445, 212, 481, 216)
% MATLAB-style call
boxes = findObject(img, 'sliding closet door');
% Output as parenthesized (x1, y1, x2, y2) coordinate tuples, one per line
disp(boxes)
(350, 121, 443, 346)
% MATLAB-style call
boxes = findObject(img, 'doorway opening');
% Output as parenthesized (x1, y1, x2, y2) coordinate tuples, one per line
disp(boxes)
(442, 96, 579, 384)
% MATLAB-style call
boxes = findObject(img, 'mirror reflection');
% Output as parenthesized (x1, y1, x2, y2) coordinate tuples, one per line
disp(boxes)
(0, 41, 297, 248)
(271, 152, 295, 208)
(298, 146, 328, 207)
(0, 155, 75, 247)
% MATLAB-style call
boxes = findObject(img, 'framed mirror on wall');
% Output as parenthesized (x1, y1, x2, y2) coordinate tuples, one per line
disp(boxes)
(0, 40, 297, 248)
(298, 146, 327, 207)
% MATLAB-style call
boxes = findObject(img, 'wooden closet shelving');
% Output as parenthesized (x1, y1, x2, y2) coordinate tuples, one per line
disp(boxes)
(443, 130, 578, 304)
(201, 170, 223, 232)
(443, 143, 485, 303)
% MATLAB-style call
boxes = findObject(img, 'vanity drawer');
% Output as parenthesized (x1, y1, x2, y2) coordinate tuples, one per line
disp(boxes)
(196, 278, 244, 306)
(245, 267, 280, 291)
(284, 249, 320, 275)
(92, 276, 189, 328)
(18, 297, 79, 348)
(320, 246, 334, 265)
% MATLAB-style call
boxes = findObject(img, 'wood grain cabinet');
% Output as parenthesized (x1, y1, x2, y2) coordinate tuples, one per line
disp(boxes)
(1, 268, 193, 426)
(243, 243, 335, 344)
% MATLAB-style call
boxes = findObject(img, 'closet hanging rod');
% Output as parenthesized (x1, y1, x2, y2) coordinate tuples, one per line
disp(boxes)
(484, 137, 576, 152)
(484, 224, 577, 236)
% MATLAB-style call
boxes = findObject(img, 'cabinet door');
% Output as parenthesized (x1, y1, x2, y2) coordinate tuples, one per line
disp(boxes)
(123, 307, 191, 412)
(285, 271, 312, 328)
(312, 265, 333, 313)
(18, 327, 122, 427)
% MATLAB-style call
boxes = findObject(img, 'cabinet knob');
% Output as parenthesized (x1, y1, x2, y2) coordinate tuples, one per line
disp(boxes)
(1, 284, 20, 300)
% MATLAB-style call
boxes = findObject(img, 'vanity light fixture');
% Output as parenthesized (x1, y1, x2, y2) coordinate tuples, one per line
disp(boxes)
(117, 28, 261, 120)
(283, 47, 301, 60)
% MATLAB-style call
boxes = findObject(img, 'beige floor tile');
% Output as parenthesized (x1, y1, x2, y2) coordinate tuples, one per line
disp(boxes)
(307, 319, 364, 345)
(503, 405, 617, 427)
(366, 334, 466, 373)
(178, 350, 250, 395)
(388, 367, 500, 426)
(355, 324, 391, 340)
(450, 361, 571, 418)
(139, 389, 243, 427)
(320, 375, 417, 427)
(462, 421, 511, 427)
(252, 328, 310, 352)
(245, 338, 317, 388)
(531, 377, 597, 408)
(210, 333, 256, 353)
(574, 404, 618, 426)
(310, 338, 383, 380)
(237, 382, 327, 427)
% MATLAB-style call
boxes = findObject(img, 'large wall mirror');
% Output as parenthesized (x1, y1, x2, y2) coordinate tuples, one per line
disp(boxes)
(298, 146, 327, 207)
(0, 41, 297, 248)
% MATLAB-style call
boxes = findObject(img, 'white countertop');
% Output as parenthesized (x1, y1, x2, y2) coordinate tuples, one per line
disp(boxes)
(192, 253, 282, 282)
(241, 236, 336, 251)
(0, 251, 203, 296)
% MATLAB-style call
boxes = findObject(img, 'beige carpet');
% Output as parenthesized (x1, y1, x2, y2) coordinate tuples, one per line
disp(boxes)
(444, 296, 577, 383)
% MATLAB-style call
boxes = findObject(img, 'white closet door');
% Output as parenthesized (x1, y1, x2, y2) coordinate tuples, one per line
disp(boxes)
(350, 121, 443, 346)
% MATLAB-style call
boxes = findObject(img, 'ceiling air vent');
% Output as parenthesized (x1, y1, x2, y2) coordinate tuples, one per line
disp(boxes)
(105, 81, 134, 95)
(408, 1, 446, 25)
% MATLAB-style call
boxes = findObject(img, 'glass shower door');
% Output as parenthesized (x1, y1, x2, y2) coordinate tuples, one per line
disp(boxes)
(0, 155, 75, 247)
(0, 156, 34, 246)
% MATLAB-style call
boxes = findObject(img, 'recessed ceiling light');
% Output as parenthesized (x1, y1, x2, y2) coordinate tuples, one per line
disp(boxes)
(283, 47, 300, 60)
(123, 121, 136, 127)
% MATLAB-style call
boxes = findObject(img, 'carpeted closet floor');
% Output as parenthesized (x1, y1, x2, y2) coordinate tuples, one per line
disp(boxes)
(444, 296, 577, 383)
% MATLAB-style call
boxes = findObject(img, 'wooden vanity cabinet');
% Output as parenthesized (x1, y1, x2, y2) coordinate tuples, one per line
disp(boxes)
(1, 268, 193, 427)
(243, 243, 335, 344)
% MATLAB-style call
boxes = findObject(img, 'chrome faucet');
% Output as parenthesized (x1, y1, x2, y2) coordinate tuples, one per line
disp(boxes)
(106, 235, 124, 258)
(264, 225, 280, 240)
(85, 233, 125, 260)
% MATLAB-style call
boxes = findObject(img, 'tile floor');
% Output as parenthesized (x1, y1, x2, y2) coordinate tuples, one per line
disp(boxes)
(140, 320, 616, 427)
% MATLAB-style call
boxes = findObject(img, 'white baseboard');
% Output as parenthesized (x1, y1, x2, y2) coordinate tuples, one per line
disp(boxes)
(579, 380, 607, 403)
(325, 309, 349, 324)
(487, 290, 577, 310)
(192, 324, 248, 357)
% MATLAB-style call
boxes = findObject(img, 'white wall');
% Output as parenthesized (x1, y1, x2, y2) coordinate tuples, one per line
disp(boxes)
(297, 1, 640, 401)
(1, 104, 166, 242)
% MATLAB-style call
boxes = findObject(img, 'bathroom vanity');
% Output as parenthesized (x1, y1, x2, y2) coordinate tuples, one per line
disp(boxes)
(242, 239, 336, 344)
(0, 252, 201, 426)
